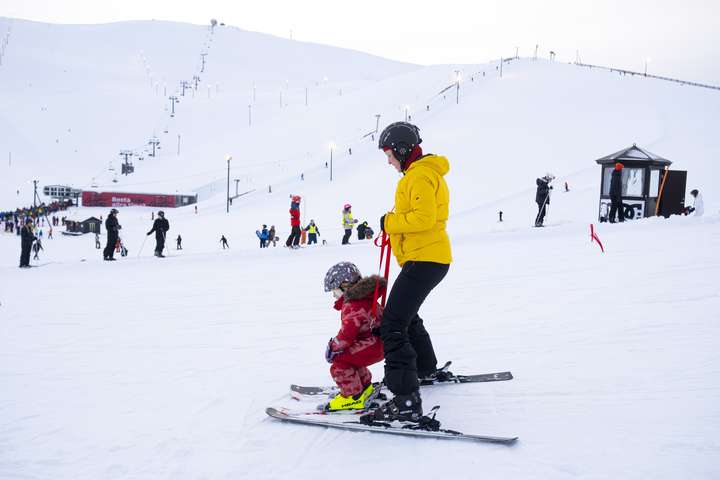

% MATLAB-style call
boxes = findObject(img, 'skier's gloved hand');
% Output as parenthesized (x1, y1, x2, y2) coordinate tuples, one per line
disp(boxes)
(146, 232, 151, 236)
(325, 338, 342, 363)
(380, 215, 386, 232)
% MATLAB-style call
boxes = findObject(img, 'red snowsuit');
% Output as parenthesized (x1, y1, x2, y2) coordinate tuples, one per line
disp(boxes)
(329, 276, 386, 397)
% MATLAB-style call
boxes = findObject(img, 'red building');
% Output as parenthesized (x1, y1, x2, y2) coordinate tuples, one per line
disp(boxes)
(81, 191, 197, 208)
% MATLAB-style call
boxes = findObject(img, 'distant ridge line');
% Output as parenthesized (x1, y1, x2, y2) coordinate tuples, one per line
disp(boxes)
(575, 62, 720, 91)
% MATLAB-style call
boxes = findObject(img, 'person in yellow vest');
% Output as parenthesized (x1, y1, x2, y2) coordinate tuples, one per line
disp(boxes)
(304, 220, 321, 244)
(341, 204, 358, 245)
(361, 121, 452, 427)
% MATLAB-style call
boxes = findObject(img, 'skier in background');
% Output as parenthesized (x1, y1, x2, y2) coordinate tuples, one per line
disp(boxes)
(341, 204, 358, 245)
(147, 210, 170, 257)
(357, 221, 368, 240)
(176, 235, 182, 250)
(95, 233, 101, 249)
(259, 225, 269, 248)
(19, 219, 36, 268)
(322, 262, 386, 411)
(361, 121, 452, 426)
(684, 189, 704, 216)
(608, 163, 625, 223)
(535, 173, 554, 227)
(304, 220, 320, 245)
(268, 225, 277, 247)
(220, 235, 229, 249)
(285, 195, 302, 248)
(32, 238, 44, 260)
(104, 209, 121, 261)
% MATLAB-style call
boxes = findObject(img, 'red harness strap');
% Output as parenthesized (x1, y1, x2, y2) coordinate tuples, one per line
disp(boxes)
(371, 231, 392, 317)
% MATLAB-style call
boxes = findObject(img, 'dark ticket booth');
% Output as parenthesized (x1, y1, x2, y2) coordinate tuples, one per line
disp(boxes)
(596, 144, 687, 221)
(66, 217, 102, 234)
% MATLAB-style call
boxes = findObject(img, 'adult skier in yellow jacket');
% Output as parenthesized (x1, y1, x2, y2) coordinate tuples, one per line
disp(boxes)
(361, 121, 452, 425)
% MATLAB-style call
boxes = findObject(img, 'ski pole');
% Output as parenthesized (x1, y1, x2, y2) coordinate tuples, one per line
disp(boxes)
(535, 189, 551, 226)
(137, 234, 148, 258)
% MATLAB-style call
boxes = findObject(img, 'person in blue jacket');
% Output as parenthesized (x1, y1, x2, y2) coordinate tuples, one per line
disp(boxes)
(258, 225, 269, 248)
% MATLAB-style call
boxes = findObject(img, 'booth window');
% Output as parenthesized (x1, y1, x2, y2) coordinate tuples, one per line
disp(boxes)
(602, 167, 613, 195)
(650, 170, 660, 196)
(623, 168, 644, 197)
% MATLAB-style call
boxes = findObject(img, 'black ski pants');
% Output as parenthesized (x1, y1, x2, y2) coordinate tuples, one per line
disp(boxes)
(104, 232, 118, 259)
(19, 243, 32, 267)
(380, 261, 449, 396)
(609, 199, 625, 223)
(155, 233, 165, 254)
(285, 226, 301, 247)
(342, 229, 352, 245)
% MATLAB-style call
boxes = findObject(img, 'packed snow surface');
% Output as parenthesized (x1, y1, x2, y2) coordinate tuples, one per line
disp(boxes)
(1, 18, 719, 480)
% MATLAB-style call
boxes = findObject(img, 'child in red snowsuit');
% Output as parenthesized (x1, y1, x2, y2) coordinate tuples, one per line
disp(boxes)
(324, 267, 386, 411)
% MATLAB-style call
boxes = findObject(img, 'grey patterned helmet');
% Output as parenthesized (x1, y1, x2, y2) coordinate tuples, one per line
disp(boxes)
(324, 262, 361, 292)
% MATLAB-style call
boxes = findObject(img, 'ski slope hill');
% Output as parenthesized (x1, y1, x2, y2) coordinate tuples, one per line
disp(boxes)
(3, 17, 718, 220)
(0, 16, 419, 207)
(2, 18, 720, 480)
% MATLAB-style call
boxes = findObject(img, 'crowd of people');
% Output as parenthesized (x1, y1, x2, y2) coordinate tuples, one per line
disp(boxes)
(262, 197, 376, 250)
(6, 199, 75, 267)
(2, 199, 73, 236)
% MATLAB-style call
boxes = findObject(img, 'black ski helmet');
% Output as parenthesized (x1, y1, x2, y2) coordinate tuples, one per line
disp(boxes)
(378, 122, 422, 163)
(324, 262, 361, 292)
(158, 210, 165, 217)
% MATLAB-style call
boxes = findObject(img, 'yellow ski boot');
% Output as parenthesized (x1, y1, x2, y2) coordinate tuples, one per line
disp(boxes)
(324, 384, 376, 412)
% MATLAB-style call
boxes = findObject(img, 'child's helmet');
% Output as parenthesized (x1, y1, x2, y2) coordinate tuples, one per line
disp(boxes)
(291, 195, 301, 202)
(344, 204, 351, 210)
(324, 262, 361, 292)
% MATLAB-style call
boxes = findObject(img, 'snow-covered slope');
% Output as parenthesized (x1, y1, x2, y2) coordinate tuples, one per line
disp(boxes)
(1, 18, 719, 480)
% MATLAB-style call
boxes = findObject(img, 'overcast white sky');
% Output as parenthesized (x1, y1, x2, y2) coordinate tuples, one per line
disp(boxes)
(2, 0, 718, 83)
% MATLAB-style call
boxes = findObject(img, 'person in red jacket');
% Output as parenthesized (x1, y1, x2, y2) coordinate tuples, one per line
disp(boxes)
(285, 195, 302, 248)
(322, 262, 386, 411)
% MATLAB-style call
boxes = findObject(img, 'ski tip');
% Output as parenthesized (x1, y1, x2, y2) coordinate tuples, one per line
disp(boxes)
(266, 407, 289, 419)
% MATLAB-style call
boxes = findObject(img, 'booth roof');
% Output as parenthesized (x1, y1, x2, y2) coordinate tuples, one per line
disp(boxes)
(595, 144, 672, 166)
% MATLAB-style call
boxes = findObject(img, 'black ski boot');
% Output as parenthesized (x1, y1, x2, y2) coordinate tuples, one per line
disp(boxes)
(360, 391, 423, 423)
(419, 361, 456, 385)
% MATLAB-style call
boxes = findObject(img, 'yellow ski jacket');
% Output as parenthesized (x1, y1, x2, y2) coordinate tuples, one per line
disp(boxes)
(384, 154, 452, 266)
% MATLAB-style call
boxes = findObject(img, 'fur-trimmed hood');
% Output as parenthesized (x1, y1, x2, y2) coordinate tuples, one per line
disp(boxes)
(343, 275, 387, 301)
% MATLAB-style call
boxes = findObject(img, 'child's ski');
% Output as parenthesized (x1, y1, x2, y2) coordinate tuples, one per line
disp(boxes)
(291, 362, 512, 398)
